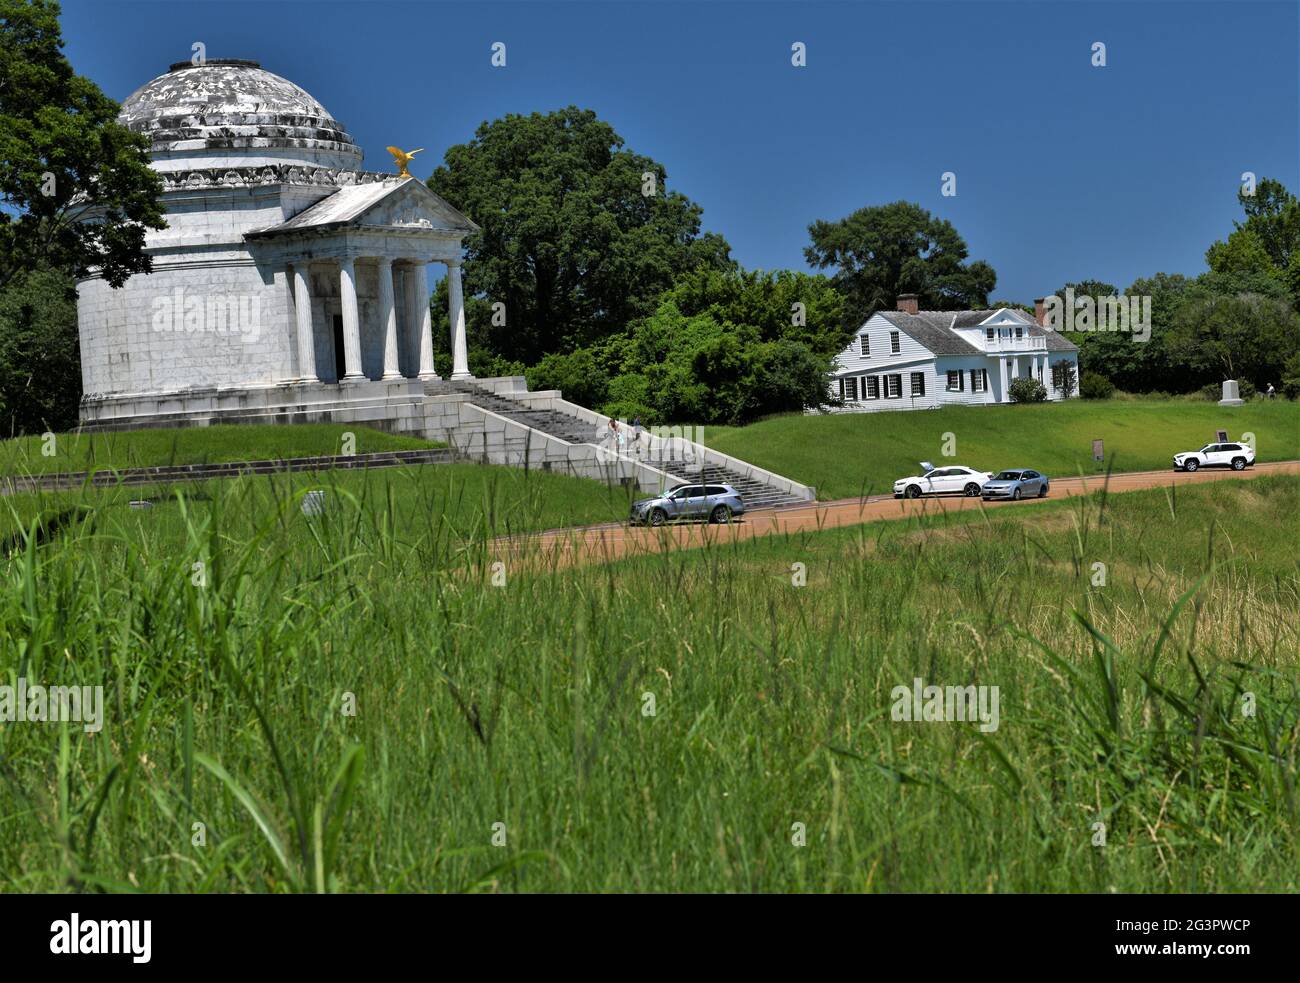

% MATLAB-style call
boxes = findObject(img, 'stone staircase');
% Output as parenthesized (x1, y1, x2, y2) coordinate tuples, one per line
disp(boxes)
(426, 380, 810, 510)
(430, 382, 599, 444)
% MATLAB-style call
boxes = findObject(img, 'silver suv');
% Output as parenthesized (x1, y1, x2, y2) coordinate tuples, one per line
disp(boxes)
(629, 483, 746, 526)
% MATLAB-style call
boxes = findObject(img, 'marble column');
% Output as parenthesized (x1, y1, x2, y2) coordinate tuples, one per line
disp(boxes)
(338, 256, 364, 381)
(447, 259, 470, 380)
(377, 257, 401, 380)
(409, 262, 438, 380)
(292, 264, 316, 383)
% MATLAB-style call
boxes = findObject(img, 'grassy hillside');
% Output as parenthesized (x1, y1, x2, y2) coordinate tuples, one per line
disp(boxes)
(0, 423, 442, 476)
(1, 469, 1295, 892)
(0, 461, 637, 547)
(705, 399, 1300, 499)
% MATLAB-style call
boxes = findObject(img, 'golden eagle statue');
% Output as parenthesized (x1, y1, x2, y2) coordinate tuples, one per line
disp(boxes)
(386, 146, 424, 178)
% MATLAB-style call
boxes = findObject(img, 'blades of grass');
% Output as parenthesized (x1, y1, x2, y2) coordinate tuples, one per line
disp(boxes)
(321, 743, 364, 886)
(194, 752, 295, 885)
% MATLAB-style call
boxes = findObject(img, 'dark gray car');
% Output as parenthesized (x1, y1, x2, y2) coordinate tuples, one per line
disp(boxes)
(629, 483, 746, 526)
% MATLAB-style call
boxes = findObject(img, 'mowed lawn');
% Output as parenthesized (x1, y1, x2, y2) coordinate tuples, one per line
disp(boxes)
(705, 399, 1300, 499)
(1, 464, 1296, 892)
(0, 423, 442, 476)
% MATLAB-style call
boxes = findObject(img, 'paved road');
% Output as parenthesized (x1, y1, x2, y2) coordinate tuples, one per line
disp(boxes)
(494, 461, 1300, 568)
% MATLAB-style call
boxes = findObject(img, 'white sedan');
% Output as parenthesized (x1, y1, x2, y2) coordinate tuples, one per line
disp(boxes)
(893, 464, 993, 499)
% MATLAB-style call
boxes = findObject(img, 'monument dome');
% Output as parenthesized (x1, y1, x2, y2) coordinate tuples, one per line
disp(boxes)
(117, 59, 363, 172)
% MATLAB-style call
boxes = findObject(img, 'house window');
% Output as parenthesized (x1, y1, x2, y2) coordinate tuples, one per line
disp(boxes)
(845, 376, 859, 400)
(887, 374, 902, 398)
(1015, 326, 1023, 340)
(972, 369, 985, 393)
(985, 328, 995, 341)
(860, 335, 870, 357)
(946, 370, 962, 391)
(865, 376, 879, 399)
(890, 331, 901, 354)
(911, 372, 925, 397)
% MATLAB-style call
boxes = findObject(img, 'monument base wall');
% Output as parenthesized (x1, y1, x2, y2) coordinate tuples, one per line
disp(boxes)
(80, 378, 468, 442)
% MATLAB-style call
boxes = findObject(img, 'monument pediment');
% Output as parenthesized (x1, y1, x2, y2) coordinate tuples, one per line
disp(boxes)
(247, 177, 479, 239)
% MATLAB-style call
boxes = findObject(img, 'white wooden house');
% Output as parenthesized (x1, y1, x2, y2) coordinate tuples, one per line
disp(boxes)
(827, 295, 1080, 412)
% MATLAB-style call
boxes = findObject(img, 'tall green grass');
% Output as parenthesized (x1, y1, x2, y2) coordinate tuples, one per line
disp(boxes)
(0, 468, 1295, 892)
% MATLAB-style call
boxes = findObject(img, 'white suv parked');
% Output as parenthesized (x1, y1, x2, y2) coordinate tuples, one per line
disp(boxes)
(1172, 442, 1255, 472)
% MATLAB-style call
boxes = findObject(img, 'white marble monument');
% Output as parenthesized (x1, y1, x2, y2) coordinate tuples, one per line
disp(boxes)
(76, 59, 479, 429)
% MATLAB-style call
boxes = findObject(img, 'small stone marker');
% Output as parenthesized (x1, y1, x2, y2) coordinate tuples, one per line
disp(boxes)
(128, 500, 153, 510)
(301, 490, 327, 515)
(1216, 429, 1229, 442)
(1219, 380, 1244, 406)
(1092, 439, 1104, 462)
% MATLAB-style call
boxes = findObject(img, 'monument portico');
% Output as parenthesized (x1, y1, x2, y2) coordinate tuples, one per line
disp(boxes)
(244, 177, 476, 385)
(76, 59, 479, 428)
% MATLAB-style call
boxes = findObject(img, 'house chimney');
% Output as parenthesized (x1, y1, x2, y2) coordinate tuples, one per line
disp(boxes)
(1034, 297, 1047, 327)
(896, 293, 919, 315)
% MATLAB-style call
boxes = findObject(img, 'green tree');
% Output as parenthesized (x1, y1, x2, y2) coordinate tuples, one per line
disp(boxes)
(1056, 276, 1185, 393)
(1166, 291, 1300, 388)
(427, 107, 732, 365)
(0, 0, 165, 289)
(804, 201, 997, 328)
(641, 265, 848, 357)
(526, 348, 610, 409)
(1207, 178, 1300, 308)
(0, 265, 80, 434)
(1281, 350, 1300, 398)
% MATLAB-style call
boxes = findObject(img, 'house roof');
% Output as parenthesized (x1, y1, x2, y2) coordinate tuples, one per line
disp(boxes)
(876, 308, 1078, 354)
(878, 311, 981, 354)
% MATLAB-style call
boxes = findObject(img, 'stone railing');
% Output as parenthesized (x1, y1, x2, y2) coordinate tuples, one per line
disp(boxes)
(504, 390, 816, 502)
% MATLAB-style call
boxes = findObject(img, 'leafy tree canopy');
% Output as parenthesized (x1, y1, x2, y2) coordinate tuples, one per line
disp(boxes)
(627, 265, 848, 360)
(0, 0, 165, 289)
(527, 266, 839, 425)
(0, 265, 80, 434)
(1166, 291, 1299, 388)
(427, 107, 732, 365)
(804, 200, 997, 328)
(1207, 177, 1300, 309)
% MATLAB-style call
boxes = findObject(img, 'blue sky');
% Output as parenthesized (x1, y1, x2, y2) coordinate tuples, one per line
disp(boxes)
(60, 0, 1299, 303)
